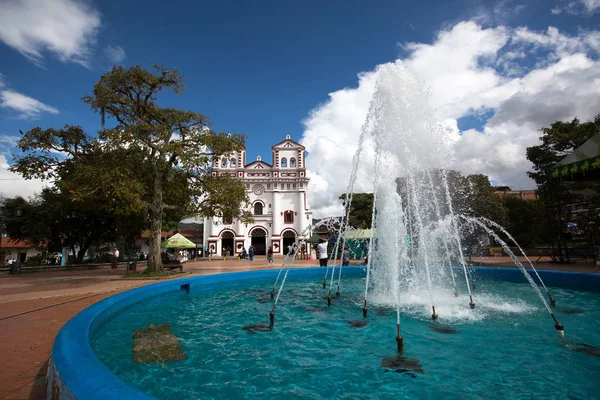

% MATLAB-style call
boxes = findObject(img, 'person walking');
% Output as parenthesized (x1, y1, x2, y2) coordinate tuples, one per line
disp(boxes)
(112, 248, 120, 269)
(248, 245, 254, 262)
(342, 245, 350, 266)
(267, 246, 274, 265)
(317, 239, 328, 267)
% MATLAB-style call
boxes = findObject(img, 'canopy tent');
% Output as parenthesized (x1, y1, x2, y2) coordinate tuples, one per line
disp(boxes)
(307, 233, 322, 243)
(161, 233, 196, 249)
(548, 133, 600, 181)
(345, 228, 375, 240)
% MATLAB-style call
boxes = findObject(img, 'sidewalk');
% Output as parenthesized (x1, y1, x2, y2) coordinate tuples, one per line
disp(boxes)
(0, 256, 596, 399)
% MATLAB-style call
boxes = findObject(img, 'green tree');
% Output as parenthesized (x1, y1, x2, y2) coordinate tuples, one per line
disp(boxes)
(11, 65, 252, 272)
(2, 190, 117, 263)
(503, 197, 548, 247)
(526, 114, 600, 261)
(339, 193, 374, 228)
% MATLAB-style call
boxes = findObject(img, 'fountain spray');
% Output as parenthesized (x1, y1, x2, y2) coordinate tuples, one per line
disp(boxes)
(477, 216, 557, 307)
(462, 216, 564, 332)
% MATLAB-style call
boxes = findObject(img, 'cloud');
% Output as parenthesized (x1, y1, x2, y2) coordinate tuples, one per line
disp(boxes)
(551, 0, 600, 15)
(302, 21, 600, 217)
(0, 0, 101, 67)
(0, 153, 48, 200)
(0, 90, 59, 119)
(104, 45, 126, 64)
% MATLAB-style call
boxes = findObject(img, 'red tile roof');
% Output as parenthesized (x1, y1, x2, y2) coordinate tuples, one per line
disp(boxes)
(0, 237, 44, 249)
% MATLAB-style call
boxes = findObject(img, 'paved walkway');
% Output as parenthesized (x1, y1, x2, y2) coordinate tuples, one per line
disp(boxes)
(0, 256, 596, 399)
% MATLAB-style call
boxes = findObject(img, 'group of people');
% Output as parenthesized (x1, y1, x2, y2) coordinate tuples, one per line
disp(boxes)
(316, 239, 350, 267)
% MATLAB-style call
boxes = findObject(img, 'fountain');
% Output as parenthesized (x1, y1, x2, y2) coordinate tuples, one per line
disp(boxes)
(49, 61, 600, 399)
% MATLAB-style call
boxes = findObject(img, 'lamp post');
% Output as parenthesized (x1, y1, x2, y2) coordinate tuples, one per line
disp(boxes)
(0, 207, 5, 266)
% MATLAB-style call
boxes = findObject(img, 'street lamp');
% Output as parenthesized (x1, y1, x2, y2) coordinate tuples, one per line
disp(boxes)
(0, 208, 5, 265)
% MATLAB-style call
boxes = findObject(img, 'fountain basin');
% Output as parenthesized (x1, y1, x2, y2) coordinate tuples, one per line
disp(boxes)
(48, 267, 600, 399)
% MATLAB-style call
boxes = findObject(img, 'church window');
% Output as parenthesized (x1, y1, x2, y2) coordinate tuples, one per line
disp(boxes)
(293, 183, 296, 189)
(290, 157, 296, 168)
(287, 184, 290, 189)
(254, 203, 263, 216)
(284, 210, 294, 224)
(231, 158, 236, 167)
(222, 215, 233, 224)
(214, 159, 219, 167)
(222, 158, 228, 167)
(281, 158, 287, 167)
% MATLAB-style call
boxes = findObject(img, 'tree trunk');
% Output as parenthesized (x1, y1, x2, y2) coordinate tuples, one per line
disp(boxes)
(147, 171, 165, 273)
(76, 244, 90, 264)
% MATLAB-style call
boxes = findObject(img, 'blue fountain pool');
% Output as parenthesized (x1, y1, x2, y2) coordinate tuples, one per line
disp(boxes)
(78, 267, 600, 400)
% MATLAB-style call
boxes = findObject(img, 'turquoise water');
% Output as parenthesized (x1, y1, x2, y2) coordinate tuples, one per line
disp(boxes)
(92, 276, 600, 399)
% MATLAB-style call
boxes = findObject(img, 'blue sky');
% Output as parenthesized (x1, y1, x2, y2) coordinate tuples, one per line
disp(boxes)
(0, 0, 599, 215)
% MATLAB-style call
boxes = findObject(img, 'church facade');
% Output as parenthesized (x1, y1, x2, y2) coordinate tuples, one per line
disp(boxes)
(203, 135, 312, 256)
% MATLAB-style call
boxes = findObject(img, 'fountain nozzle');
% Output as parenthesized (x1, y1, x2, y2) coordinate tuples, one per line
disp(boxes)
(327, 294, 332, 307)
(469, 295, 475, 309)
(551, 313, 564, 331)
(362, 300, 368, 318)
(322, 280, 326, 289)
(396, 323, 404, 353)
(269, 311, 275, 328)
(549, 296, 556, 307)
(454, 289, 459, 297)
(431, 306, 438, 320)
(336, 288, 340, 298)
(270, 290, 274, 300)
(396, 335, 404, 353)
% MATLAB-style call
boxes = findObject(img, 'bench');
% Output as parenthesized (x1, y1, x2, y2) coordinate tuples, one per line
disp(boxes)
(520, 248, 557, 263)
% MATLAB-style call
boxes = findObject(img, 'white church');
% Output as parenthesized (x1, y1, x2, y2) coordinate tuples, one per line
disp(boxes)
(203, 135, 312, 256)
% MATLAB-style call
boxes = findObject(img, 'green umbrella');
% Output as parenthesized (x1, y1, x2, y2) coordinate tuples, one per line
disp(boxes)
(162, 233, 196, 249)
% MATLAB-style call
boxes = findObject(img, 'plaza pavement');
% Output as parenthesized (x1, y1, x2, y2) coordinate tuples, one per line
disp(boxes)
(0, 256, 596, 399)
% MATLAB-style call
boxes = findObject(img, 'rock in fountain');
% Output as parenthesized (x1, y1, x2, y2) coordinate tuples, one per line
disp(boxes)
(133, 324, 186, 364)
(560, 308, 584, 315)
(429, 323, 457, 334)
(256, 297, 271, 303)
(243, 324, 272, 333)
(381, 356, 424, 374)
(348, 320, 368, 328)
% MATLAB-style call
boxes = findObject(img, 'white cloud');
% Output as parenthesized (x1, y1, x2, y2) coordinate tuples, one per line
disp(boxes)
(0, 154, 48, 200)
(0, 0, 101, 67)
(104, 45, 126, 64)
(302, 21, 600, 217)
(0, 90, 59, 119)
(551, 0, 600, 15)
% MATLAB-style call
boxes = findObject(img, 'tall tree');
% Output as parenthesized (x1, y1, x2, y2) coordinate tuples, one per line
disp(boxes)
(526, 114, 600, 261)
(339, 193, 374, 229)
(11, 65, 252, 272)
(82, 65, 251, 272)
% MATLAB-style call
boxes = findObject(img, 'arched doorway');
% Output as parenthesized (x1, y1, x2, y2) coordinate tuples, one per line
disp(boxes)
(221, 231, 234, 256)
(282, 230, 296, 254)
(251, 228, 267, 255)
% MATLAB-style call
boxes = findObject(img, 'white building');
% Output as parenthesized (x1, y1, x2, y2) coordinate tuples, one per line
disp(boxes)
(203, 135, 312, 256)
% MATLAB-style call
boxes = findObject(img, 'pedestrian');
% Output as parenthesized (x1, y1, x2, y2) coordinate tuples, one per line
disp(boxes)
(248, 245, 254, 262)
(317, 239, 328, 267)
(342, 245, 350, 266)
(267, 246, 274, 265)
(112, 248, 120, 269)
